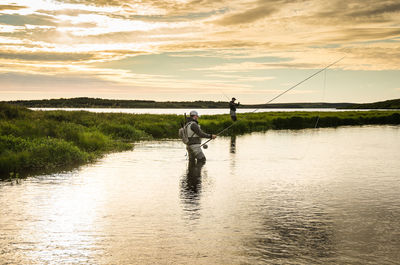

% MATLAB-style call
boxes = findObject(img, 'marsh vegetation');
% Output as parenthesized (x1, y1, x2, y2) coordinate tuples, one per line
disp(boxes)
(1, 103, 399, 179)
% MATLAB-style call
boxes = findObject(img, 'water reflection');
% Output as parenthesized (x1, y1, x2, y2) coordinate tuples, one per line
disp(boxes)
(230, 135, 236, 154)
(1, 126, 399, 264)
(180, 161, 205, 221)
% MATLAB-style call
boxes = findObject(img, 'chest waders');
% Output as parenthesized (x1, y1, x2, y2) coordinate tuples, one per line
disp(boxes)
(186, 123, 206, 163)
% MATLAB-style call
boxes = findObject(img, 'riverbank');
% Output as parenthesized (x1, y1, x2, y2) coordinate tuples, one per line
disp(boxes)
(3, 97, 354, 109)
(1, 103, 399, 179)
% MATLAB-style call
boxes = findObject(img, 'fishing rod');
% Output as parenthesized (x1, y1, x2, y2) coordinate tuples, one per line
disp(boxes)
(200, 56, 345, 147)
(250, 56, 345, 113)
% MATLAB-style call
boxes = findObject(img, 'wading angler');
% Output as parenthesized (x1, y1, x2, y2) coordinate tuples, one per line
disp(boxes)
(180, 110, 216, 165)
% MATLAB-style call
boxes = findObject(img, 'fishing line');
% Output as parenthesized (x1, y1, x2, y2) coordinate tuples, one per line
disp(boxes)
(313, 69, 327, 129)
(219, 89, 231, 101)
(200, 56, 345, 147)
(250, 56, 344, 114)
(297, 68, 328, 161)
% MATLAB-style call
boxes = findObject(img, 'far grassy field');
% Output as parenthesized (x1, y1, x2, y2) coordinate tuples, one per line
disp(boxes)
(1, 103, 399, 179)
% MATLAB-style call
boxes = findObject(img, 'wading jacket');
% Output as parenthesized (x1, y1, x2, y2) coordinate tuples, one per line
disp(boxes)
(186, 117, 212, 145)
(229, 101, 240, 112)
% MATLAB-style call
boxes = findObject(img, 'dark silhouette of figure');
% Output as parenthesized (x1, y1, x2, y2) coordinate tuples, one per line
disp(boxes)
(185, 160, 203, 193)
(229, 97, 240, 121)
(180, 160, 205, 221)
(230, 135, 236, 154)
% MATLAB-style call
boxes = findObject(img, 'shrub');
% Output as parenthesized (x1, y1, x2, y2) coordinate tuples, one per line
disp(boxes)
(0, 135, 89, 179)
(0, 103, 31, 119)
(77, 131, 109, 152)
(98, 122, 148, 140)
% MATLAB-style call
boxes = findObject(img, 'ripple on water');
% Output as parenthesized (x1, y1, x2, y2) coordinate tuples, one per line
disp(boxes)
(0, 126, 399, 264)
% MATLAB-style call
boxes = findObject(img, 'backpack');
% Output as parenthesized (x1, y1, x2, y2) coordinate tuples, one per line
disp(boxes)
(179, 121, 194, 144)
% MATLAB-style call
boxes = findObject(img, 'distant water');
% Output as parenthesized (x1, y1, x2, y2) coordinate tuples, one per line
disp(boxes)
(30, 107, 377, 115)
(1, 126, 399, 264)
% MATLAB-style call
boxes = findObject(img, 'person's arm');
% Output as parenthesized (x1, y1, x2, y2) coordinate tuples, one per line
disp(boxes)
(191, 123, 212, 138)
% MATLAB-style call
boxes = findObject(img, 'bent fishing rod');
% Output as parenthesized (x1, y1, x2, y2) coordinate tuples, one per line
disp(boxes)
(201, 56, 345, 147)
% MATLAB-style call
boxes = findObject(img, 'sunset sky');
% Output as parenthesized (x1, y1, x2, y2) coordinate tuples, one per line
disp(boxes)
(1, 0, 399, 103)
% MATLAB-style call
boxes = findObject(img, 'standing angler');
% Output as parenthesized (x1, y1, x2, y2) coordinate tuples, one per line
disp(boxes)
(186, 110, 216, 165)
(229, 97, 240, 121)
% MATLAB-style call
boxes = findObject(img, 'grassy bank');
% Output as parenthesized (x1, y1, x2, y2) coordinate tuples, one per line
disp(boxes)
(1, 103, 399, 179)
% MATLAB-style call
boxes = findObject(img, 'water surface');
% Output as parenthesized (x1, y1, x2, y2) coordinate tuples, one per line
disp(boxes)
(1, 126, 399, 264)
(30, 107, 378, 115)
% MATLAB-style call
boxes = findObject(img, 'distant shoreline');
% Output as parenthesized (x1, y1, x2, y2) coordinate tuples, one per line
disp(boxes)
(3, 97, 400, 109)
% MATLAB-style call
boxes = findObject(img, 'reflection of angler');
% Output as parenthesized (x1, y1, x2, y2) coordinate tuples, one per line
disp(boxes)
(184, 161, 203, 194)
(230, 135, 236, 154)
(180, 162, 204, 219)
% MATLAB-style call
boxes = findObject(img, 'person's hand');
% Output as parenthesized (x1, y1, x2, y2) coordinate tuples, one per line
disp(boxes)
(211, 134, 217, 139)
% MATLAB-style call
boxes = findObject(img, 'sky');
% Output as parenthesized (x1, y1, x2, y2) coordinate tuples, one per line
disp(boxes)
(0, 0, 399, 104)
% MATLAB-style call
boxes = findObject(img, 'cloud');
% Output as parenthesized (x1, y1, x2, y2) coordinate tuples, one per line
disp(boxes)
(0, 65, 251, 97)
(205, 73, 276, 82)
(349, 2, 400, 17)
(37, 8, 94, 16)
(191, 61, 325, 72)
(159, 40, 265, 52)
(0, 14, 57, 26)
(0, 51, 95, 61)
(214, 1, 278, 26)
(323, 1, 400, 19)
(337, 28, 400, 43)
(299, 1, 400, 26)
(1, 0, 400, 102)
(0, 5, 27, 11)
(0, 71, 114, 86)
(337, 44, 400, 70)
(57, 0, 126, 6)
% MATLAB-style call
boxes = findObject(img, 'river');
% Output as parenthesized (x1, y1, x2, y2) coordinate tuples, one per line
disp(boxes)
(30, 107, 379, 115)
(1, 125, 399, 264)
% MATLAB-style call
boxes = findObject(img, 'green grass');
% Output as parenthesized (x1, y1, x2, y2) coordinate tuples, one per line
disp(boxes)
(199, 111, 400, 134)
(1, 103, 399, 179)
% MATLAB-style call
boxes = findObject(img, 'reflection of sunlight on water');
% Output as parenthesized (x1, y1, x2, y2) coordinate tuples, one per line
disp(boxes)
(0, 171, 107, 264)
(1, 126, 399, 264)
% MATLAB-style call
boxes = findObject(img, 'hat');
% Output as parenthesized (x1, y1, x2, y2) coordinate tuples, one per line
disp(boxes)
(189, 110, 199, 117)
(232, 97, 236, 101)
